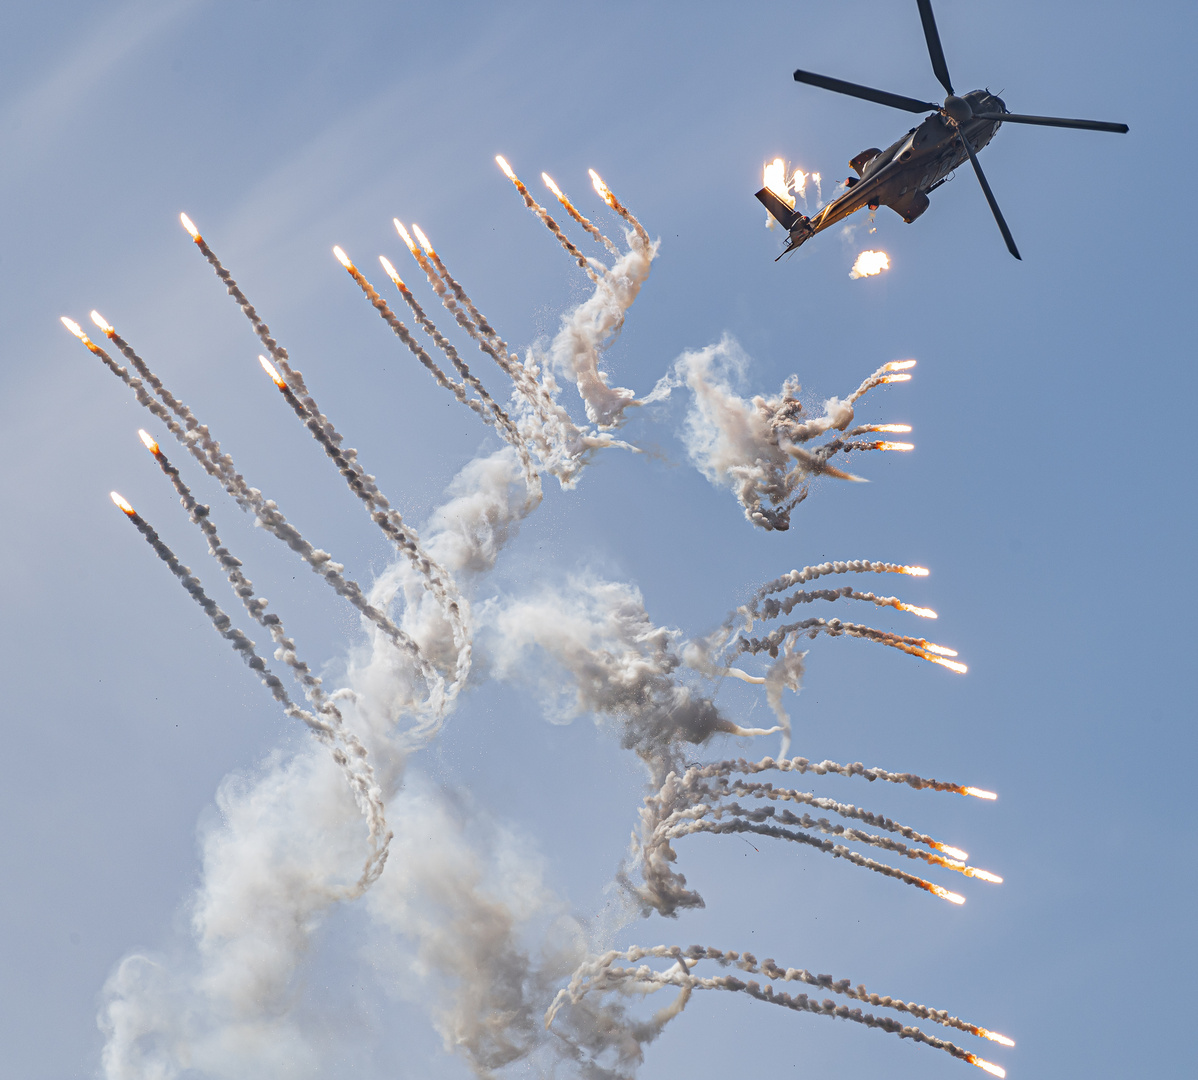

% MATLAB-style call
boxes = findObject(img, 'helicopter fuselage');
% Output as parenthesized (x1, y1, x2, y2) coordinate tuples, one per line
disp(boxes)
(767, 90, 1007, 253)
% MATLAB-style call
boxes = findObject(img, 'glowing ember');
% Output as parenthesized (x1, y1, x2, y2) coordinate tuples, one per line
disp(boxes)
(964, 787, 998, 801)
(89, 310, 114, 335)
(849, 250, 890, 279)
(588, 168, 615, 206)
(763, 158, 794, 207)
(411, 224, 434, 254)
(378, 255, 405, 289)
(60, 316, 86, 340)
(978, 1030, 1016, 1048)
(258, 355, 286, 388)
(137, 429, 159, 453)
(393, 219, 417, 253)
(898, 603, 938, 619)
(495, 155, 516, 181)
(110, 491, 135, 516)
(332, 245, 353, 269)
(179, 212, 200, 240)
(541, 172, 564, 199)
(930, 884, 966, 905)
(969, 869, 1004, 884)
(928, 656, 969, 675)
(936, 844, 969, 861)
(967, 1055, 1006, 1078)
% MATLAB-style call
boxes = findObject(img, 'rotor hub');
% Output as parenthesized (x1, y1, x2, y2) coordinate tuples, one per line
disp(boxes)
(943, 95, 973, 124)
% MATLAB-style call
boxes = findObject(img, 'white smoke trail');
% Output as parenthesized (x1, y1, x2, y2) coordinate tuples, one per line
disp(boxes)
(139, 432, 391, 889)
(542, 171, 621, 255)
(549, 946, 1013, 1058)
(496, 156, 602, 282)
(61, 317, 445, 708)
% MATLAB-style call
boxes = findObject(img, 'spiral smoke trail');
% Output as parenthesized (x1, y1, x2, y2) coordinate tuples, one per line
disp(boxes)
(137, 431, 391, 889)
(60, 317, 442, 707)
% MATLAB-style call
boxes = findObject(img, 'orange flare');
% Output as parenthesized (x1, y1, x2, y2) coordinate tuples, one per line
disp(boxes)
(897, 603, 937, 619)
(935, 843, 969, 861)
(967, 1055, 1005, 1078)
(393, 219, 417, 254)
(977, 1030, 1016, 1048)
(884, 359, 917, 372)
(541, 172, 564, 199)
(929, 884, 965, 905)
(870, 424, 912, 433)
(964, 787, 997, 801)
(763, 158, 794, 207)
(589, 168, 615, 207)
(61, 316, 87, 340)
(258, 355, 286, 388)
(332, 245, 353, 270)
(968, 868, 1003, 884)
(137, 429, 159, 454)
(110, 491, 135, 516)
(875, 441, 914, 451)
(921, 642, 958, 657)
(411, 224, 434, 254)
(850, 250, 889, 278)
(882, 373, 913, 384)
(89, 310, 114, 336)
(928, 656, 968, 675)
(378, 255, 406, 290)
(903, 565, 930, 577)
(179, 212, 200, 240)
(495, 155, 516, 181)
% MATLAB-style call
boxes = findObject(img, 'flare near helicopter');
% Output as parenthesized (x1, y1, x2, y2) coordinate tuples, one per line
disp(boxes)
(756, 0, 1128, 261)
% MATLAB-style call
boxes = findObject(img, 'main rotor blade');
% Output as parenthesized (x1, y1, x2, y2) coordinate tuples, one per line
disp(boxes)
(958, 130, 1021, 260)
(792, 69, 937, 113)
(974, 112, 1129, 134)
(916, 0, 954, 95)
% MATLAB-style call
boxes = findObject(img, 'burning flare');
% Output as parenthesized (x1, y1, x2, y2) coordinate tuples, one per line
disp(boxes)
(935, 844, 969, 861)
(927, 656, 969, 675)
(850, 250, 890, 279)
(258, 355, 286, 388)
(964, 787, 998, 801)
(411, 224, 434, 255)
(897, 602, 937, 619)
(967, 1055, 1006, 1078)
(763, 158, 794, 208)
(495, 154, 516, 181)
(179, 212, 200, 241)
(378, 255, 405, 290)
(588, 168, 614, 207)
(393, 219, 417, 254)
(137, 429, 159, 454)
(60, 316, 87, 341)
(977, 1029, 1016, 1048)
(109, 491, 135, 516)
(873, 441, 914, 452)
(929, 884, 966, 906)
(541, 172, 564, 200)
(89, 310, 115, 336)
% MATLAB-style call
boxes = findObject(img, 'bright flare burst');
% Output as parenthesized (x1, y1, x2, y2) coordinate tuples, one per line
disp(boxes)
(588, 168, 614, 207)
(332, 245, 353, 270)
(964, 787, 998, 801)
(179, 212, 200, 240)
(898, 602, 938, 619)
(978, 1029, 1016, 1048)
(850, 250, 890, 279)
(763, 158, 793, 207)
(495, 154, 516, 181)
(109, 491, 135, 516)
(137, 429, 159, 454)
(936, 844, 969, 861)
(929, 884, 966, 906)
(393, 219, 417, 254)
(411, 224, 434, 254)
(258, 355, 286, 388)
(90, 310, 114, 335)
(968, 1054, 1007, 1078)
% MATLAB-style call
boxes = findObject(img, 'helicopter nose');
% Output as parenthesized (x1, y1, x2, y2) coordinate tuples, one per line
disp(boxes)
(943, 95, 973, 123)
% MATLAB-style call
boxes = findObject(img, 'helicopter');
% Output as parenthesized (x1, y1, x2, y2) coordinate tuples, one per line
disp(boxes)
(755, 0, 1129, 261)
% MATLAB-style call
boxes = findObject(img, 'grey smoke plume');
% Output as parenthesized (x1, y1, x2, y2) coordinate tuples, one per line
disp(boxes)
(644, 342, 916, 530)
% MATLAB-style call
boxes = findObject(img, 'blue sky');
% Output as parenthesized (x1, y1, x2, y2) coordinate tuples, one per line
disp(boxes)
(1, 1, 1194, 1077)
